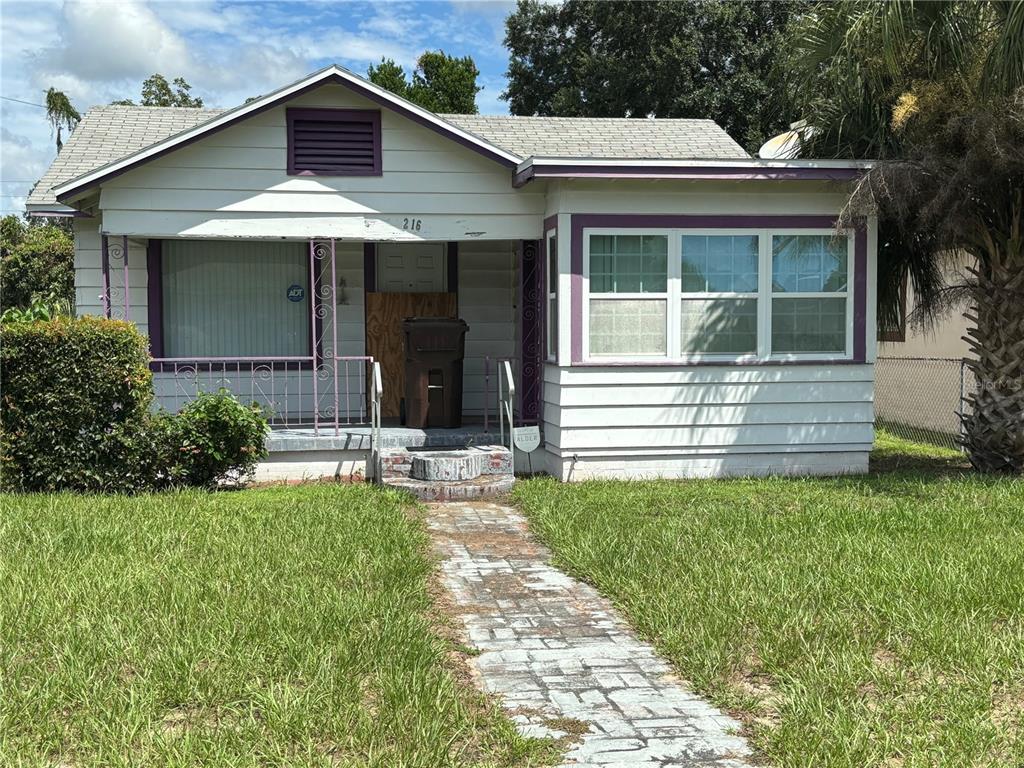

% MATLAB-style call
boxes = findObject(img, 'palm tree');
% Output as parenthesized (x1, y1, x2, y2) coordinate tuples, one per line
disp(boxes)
(786, 0, 1024, 473)
(45, 88, 80, 151)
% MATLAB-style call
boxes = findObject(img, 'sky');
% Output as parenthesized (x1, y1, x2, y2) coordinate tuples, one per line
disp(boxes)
(0, 0, 520, 216)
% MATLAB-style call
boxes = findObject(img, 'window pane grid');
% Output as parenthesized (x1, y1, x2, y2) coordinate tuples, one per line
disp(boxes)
(771, 234, 848, 293)
(590, 234, 668, 294)
(589, 299, 667, 356)
(681, 298, 758, 355)
(583, 229, 852, 360)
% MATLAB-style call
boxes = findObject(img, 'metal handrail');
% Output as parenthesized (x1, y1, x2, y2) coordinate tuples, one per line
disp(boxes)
(370, 360, 383, 482)
(497, 359, 516, 476)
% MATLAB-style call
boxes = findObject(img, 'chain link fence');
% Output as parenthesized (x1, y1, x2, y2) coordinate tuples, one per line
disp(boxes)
(875, 356, 973, 450)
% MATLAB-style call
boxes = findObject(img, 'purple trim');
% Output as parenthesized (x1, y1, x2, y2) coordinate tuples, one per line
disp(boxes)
(146, 239, 163, 358)
(447, 241, 458, 295)
(853, 225, 868, 363)
(286, 107, 382, 177)
(569, 214, 868, 365)
(514, 164, 864, 187)
(56, 72, 515, 202)
(363, 242, 376, 292)
(567, 359, 870, 368)
(100, 234, 110, 318)
(519, 239, 543, 424)
(122, 235, 130, 322)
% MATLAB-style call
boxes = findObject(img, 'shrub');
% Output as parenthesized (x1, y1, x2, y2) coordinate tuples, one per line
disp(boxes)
(159, 390, 269, 488)
(0, 215, 74, 311)
(1, 316, 153, 492)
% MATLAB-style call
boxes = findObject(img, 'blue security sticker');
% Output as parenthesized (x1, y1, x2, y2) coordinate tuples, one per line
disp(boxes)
(287, 284, 305, 302)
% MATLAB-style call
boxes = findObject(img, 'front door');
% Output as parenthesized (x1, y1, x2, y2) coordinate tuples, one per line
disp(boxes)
(368, 242, 455, 419)
(377, 242, 446, 292)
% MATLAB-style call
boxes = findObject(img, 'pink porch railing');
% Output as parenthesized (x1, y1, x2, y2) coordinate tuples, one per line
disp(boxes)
(151, 356, 375, 434)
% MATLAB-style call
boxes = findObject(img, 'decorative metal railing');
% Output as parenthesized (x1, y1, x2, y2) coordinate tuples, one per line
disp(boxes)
(151, 356, 374, 434)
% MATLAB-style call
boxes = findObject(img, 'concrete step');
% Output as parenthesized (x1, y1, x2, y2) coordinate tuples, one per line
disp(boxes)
(411, 449, 484, 481)
(380, 444, 513, 500)
(381, 445, 511, 480)
(383, 474, 515, 501)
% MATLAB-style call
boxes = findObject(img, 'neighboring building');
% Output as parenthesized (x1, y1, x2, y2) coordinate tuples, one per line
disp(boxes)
(875, 256, 973, 444)
(27, 65, 877, 481)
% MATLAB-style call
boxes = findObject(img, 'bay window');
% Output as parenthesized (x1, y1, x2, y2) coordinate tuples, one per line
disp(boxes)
(583, 228, 854, 361)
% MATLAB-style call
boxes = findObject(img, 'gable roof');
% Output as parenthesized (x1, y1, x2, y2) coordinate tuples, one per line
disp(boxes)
(38, 65, 524, 207)
(28, 65, 753, 209)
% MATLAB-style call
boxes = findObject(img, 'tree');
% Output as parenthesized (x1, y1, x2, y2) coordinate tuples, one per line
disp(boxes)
(368, 51, 482, 113)
(0, 214, 74, 312)
(45, 88, 80, 151)
(503, 0, 804, 151)
(787, 1, 1024, 473)
(367, 59, 410, 98)
(112, 74, 204, 107)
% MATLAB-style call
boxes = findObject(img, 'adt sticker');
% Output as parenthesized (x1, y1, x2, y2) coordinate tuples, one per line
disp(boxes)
(287, 284, 305, 302)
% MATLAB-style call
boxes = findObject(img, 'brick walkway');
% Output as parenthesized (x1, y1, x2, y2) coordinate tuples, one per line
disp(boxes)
(427, 501, 755, 767)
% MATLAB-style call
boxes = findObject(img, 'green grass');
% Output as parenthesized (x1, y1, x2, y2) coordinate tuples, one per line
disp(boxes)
(514, 431, 1024, 767)
(0, 485, 555, 768)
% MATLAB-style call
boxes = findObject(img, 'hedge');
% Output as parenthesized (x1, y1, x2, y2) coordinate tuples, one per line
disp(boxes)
(1, 317, 268, 492)
(1, 316, 154, 491)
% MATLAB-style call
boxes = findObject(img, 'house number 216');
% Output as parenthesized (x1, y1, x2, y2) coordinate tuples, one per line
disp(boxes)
(402, 217, 423, 231)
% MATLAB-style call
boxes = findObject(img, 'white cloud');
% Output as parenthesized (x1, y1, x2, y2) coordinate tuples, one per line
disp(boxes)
(32, 0, 193, 86)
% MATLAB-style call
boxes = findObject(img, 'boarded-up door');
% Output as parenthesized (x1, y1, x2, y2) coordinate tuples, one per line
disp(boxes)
(366, 292, 457, 418)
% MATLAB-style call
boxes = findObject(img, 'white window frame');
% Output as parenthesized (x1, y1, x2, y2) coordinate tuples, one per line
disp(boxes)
(545, 229, 558, 362)
(581, 227, 854, 363)
(582, 228, 674, 360)
(767, 228, 855, 363)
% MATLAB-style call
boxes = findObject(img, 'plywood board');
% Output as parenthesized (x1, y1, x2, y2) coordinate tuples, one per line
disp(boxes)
(365, 292, 457, 418)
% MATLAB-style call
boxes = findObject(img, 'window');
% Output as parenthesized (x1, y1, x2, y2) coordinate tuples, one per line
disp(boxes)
(583, 228, 853, 361)
(587, 234, 668, 356)
(161, 240, 309, 358)
(545, 230, 558, 360)
(771, 235, 848, 354)
(287, 108, 381, 176)
(680, 235, 758, 355)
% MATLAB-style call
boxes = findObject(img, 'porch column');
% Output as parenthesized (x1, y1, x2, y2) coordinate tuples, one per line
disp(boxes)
(519, 239, 543, 425)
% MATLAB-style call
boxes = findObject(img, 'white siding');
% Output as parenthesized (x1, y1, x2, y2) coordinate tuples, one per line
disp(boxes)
(541, 363, 875, 480)
(73, 219, 148, 332)
(458, 240, 517, 417)
(99, 84, 544, 241)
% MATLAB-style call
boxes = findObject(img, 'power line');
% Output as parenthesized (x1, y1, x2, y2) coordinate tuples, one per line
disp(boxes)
(1, 95, 46, 108)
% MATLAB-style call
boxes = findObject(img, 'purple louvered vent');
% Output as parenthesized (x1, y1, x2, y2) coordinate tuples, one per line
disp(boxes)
(287, 108, 382, 176)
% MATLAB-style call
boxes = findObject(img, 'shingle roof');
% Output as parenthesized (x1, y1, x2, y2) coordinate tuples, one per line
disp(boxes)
(29, 106, 223, 207)
(441, 114, 748, 162)
(28, 105, 748, 207)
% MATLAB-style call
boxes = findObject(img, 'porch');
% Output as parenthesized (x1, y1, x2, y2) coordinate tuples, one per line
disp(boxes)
(96, 234, 543, 477)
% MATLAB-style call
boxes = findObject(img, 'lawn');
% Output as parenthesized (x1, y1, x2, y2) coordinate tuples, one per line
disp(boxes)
(0, 485, 554, 767)
(514, 431, 1024, 767)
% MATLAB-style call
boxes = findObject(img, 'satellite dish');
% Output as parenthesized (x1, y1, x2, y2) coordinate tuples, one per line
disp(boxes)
(758, 121, 817, 159)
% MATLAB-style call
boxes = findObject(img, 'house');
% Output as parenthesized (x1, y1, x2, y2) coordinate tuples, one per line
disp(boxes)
(27, 65, 877, 483)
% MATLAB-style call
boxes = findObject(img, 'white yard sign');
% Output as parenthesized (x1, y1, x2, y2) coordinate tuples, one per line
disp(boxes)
(512, 426, 541, 453)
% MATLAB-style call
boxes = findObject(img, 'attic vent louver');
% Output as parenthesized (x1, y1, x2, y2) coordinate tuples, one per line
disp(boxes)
(286, 108, 381, 176)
